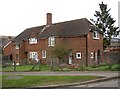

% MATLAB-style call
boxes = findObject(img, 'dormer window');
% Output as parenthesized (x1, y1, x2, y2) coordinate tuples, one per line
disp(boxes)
(48, 36, 55, 47)
(29, 38, 37, 44)
(93, 31, 99, 39)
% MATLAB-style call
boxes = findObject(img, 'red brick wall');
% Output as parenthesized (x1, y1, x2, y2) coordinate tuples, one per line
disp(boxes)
(3, 42, 13, 56)
(3, 32, 103, 67)
(87, 32, 103, 66)
(54, 36, 87, 66)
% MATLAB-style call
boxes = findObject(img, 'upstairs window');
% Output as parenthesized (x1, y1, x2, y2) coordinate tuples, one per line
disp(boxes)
(93, 31, 99, 39)
(48, 36, 55, 47)
(29, 38, 37, 44)
(15, 45, 19, 49)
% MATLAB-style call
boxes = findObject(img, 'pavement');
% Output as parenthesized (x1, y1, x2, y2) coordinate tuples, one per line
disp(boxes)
(2, 71, 120, 88)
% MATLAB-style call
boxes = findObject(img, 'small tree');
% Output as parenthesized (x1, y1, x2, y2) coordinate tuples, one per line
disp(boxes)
(91, 2, 119, 48)
(48, 45, 69, 71)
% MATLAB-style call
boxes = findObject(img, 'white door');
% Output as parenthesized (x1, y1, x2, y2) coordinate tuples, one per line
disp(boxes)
(69, 56, 72, 64)
(95, 52, 97, 64)
(69, 51, 72, 64)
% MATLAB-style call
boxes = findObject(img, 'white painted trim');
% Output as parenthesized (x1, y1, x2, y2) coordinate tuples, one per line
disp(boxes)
(42, 50, 46, 58)
(91, 52, 94, 58)
(76, 52, 82, 59)
(3, 41, 12, 49)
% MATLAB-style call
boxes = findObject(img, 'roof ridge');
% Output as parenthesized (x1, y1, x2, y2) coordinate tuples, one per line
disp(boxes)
(52, 18, 87, 25)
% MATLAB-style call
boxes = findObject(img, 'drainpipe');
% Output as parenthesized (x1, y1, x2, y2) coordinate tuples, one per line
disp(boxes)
(18, 44, 20, 65)
(85, 34, 88, 67)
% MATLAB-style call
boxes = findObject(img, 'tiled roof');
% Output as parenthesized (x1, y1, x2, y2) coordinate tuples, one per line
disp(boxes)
(41, 18, 93, 37)
(13, 18, 94, 44)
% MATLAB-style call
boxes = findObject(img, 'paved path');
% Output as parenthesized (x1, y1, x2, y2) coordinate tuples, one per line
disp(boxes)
(2, 71, 119, 77)
(72, 78, 119, 87)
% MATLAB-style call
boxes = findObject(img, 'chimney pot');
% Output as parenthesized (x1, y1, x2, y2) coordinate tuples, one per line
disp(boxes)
(46, 13, 52, 25)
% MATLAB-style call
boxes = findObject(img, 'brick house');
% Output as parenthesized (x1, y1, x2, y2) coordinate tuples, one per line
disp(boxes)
(3, 13, 103, 67)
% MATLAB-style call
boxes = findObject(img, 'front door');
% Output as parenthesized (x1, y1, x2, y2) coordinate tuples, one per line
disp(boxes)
(68, 56, 72, 64)
(68, 51, 72, 64)
(95, 52, 97, 64)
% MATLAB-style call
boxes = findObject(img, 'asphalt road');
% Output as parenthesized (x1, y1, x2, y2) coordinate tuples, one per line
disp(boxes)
(53, 78, 119, 89)
(72, 78, 119, 87)
(2, 71, 118, 78)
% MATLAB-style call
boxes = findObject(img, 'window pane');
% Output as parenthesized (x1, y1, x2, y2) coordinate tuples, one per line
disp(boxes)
(48, 36, 55, 46)
(76, 52, 81, 59)
(29, 38, 37, 44)
(42, 50, 46, 58)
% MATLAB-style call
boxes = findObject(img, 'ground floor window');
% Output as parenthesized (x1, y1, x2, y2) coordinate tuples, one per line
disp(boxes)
(76, 52, 81, 59)
(16, 54, 19, 60)
(29, 52, 38, 59)
(91, 52, 94, 58)
(42, 50, 46, 58)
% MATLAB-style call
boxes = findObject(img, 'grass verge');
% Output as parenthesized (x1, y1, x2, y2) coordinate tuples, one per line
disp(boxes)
(2, 63, 120, 72)
(2, 75, 103, 87)
(2, 64, 50, 72)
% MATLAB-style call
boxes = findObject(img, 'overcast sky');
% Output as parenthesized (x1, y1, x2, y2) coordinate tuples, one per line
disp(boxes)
(0, 0, 119, 36)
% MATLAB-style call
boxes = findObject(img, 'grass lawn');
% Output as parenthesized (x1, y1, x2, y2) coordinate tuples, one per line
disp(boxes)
(84, 63, 120, 71)
(2, 75, 103, 87)
(2, 63, 120, 72)
(2, 64, 50, 72)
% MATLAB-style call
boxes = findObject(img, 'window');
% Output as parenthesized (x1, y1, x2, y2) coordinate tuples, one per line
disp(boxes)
(29, 38, 37, 44)
(91, 52, 94, 58)
(15, 45, 19, 49)
(16, 54, 19, 60)
(48, 36, 55, 46)
(42, 50, 46, 58)
(93, 31, 99, 39)
(76, 52, 81, 59)
(30, 52, 38, 59)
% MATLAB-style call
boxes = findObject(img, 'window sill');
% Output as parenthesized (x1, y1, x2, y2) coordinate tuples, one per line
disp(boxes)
(29, 43, 37, 44)
(93, 37, 99, 40)
(76, 58, 81, 59)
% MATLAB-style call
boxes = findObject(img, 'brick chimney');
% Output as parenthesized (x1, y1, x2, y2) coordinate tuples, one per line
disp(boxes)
(46, 13, 52, 25)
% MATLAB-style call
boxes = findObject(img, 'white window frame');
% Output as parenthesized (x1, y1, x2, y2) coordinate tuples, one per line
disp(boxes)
(76, 52, 82, 59)
(29, 38, 37, 44)
(91, 52, 94, 59)
(29, 52, 38, 59)
(48, 36, 55, 47)
(42, 50, 46, 58)
(93, 31, 99, 39)
(15, 45, 19, 49)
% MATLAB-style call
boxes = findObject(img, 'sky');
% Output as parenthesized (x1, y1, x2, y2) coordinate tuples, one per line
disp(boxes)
(0, 0, 119, 37)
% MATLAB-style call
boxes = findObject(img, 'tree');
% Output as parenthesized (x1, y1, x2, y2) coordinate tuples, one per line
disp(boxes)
(91, 2, 119, 48)
(48, 45, 69, 71)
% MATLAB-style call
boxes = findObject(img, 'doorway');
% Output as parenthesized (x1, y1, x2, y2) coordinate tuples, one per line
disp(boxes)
(68, 50, 72, 65)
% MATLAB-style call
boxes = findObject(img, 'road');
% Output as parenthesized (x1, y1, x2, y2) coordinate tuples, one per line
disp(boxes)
(72, 78, 119, 87)
(53, 78, 119, 89)
(2, 71, 118, 78)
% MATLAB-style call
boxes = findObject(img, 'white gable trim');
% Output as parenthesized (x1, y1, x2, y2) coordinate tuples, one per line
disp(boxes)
(3, 41, 12, 49)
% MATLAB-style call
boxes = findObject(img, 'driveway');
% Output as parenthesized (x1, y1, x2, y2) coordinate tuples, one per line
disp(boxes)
(2, 71, 119, 77)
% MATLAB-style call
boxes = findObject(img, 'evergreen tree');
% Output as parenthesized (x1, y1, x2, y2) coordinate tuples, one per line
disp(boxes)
(91, 2, 119, 48)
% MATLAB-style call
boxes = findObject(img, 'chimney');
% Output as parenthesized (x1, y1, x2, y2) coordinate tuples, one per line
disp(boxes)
(46, 13, 52, 25)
